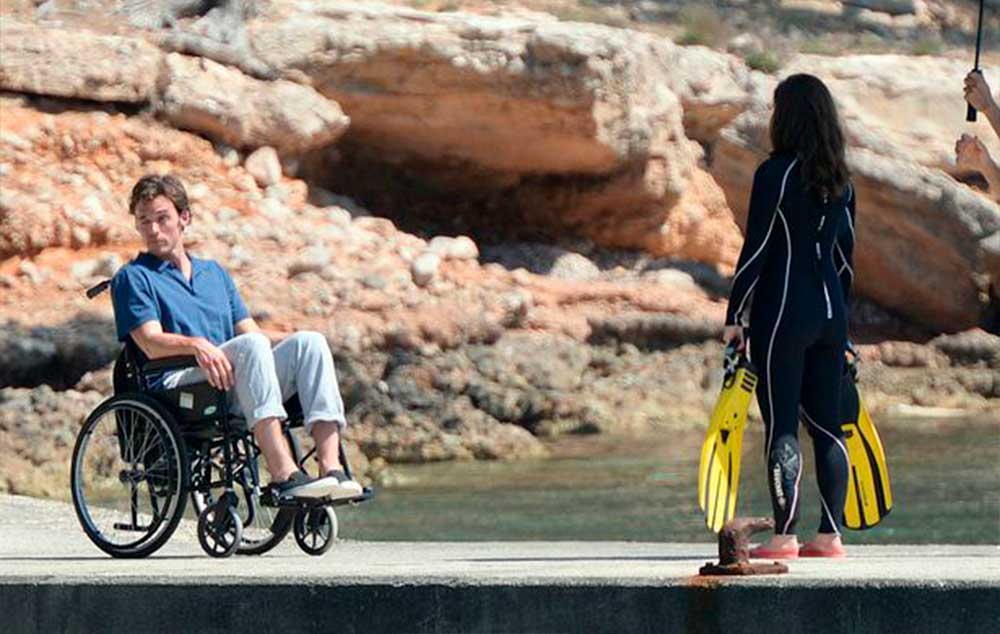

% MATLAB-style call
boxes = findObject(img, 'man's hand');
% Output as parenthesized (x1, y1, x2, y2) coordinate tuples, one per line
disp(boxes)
(965, 71, 998, 117)
(956, 133, 991, 172)
(191, 337, 235, 391)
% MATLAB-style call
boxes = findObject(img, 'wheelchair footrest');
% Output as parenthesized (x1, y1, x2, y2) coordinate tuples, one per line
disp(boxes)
(332, 486, 376, 507)
(259, 486, 375, 509)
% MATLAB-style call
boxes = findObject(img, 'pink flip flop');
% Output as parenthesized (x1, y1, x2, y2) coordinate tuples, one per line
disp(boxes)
(799, 542, 847, 558)
(749, 544, 800, 560)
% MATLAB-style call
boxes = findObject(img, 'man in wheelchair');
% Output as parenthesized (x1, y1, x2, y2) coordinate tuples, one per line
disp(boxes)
(111, 173, 362, 502)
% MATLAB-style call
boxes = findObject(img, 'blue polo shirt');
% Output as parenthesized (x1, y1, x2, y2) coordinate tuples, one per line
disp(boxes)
(111, 252, 250, 351)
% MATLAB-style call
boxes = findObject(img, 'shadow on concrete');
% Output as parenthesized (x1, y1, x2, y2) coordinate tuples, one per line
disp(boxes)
(0, 555, 205, 562)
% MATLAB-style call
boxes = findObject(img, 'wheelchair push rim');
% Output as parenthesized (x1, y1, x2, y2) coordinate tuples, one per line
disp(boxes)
(71, 394, 188, 558)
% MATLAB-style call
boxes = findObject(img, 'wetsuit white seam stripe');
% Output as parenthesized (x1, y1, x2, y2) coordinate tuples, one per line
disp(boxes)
(762, 159, 798, 461)
(801, 407, 850, 535)
(730, 215, 777, 322)
(843, 204, 855, 239)
(819, 496, 841, 536)
(764, 206, 792, 461)
(734, 278, 759, 326)
(731, 159, 798, 325)
(732, 214, 777, 283)
(801, 407, 851, 475)
(835, 244, 853, 279)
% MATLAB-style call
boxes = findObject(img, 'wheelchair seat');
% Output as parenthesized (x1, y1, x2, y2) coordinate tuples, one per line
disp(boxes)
(112, 339, 305, 429)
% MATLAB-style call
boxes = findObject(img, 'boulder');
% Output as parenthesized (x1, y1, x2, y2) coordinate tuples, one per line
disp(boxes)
(426, 235, 480, 261)
(657, 44, 769, 144)
(156, 53, 350, 154)
(244, 146, 283, 188)
(930, 329, 1000, 367)
(783, 55, 1000, 174)
(0, 21, 161, 102)
(712, 109, 1000, 331)
(411, 252, 440, 287)
(251, 2, 704, 251)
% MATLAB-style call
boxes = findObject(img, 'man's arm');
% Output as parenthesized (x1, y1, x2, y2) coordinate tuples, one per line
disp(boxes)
(235, 317, 290, 344)
(131, 320, 235, 390)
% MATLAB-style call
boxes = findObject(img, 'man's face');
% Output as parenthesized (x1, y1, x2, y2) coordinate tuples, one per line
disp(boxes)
(134, 195, 189, 258)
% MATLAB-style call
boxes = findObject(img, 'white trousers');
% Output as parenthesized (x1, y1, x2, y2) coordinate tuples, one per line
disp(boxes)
(163, 331, 347, 432)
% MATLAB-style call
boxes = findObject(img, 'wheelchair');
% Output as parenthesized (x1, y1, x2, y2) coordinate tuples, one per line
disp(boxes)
(70, 279, 373, 558)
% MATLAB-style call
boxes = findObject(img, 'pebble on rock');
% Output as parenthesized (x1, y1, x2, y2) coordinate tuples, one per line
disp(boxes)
(244, 146, 283, 188)
(411, 252, 440, 287)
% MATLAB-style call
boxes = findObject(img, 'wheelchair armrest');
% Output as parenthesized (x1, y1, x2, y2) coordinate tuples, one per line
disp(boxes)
(142, 355, 199, 373)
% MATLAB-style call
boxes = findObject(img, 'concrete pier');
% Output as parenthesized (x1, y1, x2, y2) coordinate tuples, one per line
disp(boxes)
(2, 495, 997, 633)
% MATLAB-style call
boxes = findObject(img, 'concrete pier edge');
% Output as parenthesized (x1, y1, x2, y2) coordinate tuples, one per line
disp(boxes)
(2, 496, 998, 633)
(3, 578, 999, 634)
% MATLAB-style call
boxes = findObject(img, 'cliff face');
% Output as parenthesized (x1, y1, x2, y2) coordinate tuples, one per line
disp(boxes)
(5, 1, 998, 330)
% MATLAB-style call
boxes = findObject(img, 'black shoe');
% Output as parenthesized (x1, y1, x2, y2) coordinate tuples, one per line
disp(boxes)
(269, 470, 338, 499)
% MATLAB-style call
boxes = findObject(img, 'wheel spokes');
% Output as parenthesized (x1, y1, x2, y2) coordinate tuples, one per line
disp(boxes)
(76, 404, 181, 551)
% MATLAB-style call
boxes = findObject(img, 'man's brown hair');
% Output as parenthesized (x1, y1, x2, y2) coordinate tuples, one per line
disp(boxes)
(128, 174, 191, 217)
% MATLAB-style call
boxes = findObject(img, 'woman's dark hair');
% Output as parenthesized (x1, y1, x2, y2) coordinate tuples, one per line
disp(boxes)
(128, 174, 190, 216)
(770, 73, 849, 201)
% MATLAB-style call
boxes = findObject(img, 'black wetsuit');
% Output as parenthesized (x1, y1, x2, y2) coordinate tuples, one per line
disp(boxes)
(725, 153, 856, 535)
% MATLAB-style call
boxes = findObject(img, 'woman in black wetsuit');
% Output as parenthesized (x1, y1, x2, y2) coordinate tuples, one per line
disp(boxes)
(723, 74, 855, 559)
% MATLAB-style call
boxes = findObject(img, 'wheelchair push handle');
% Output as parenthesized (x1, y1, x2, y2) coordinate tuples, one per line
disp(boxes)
(86, 278, 111, 299)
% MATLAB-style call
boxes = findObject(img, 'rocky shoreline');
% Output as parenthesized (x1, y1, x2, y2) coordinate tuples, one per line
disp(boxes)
(2, 317, 997, 498)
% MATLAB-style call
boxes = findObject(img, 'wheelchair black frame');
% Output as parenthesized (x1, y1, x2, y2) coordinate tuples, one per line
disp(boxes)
(78, 277, 373, 558)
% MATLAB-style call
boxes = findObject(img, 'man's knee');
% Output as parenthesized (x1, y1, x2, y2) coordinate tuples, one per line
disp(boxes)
(289, 330, 329, 354)
(228, 332, 271, 358)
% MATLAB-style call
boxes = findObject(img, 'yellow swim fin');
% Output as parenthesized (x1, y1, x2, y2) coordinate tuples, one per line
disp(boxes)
(840, 357, 893, 530)
(698, 347, 757, 533)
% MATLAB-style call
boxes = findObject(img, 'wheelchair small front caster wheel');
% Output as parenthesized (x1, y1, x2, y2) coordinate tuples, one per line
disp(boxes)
(293, 507, 337, 556)
(198, 504, 243, 558)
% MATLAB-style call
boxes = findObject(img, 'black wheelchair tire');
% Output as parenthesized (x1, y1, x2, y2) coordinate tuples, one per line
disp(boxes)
(293, 506, 337, 556)
(197, 503, 243, 558)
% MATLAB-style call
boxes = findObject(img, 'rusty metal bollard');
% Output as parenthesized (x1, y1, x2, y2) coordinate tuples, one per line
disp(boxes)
(699, 517, 789, 576)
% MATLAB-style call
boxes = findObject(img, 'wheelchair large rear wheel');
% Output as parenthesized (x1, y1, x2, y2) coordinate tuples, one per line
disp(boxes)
(71, 394, 188, 558)
(190, 433, 293, 556)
